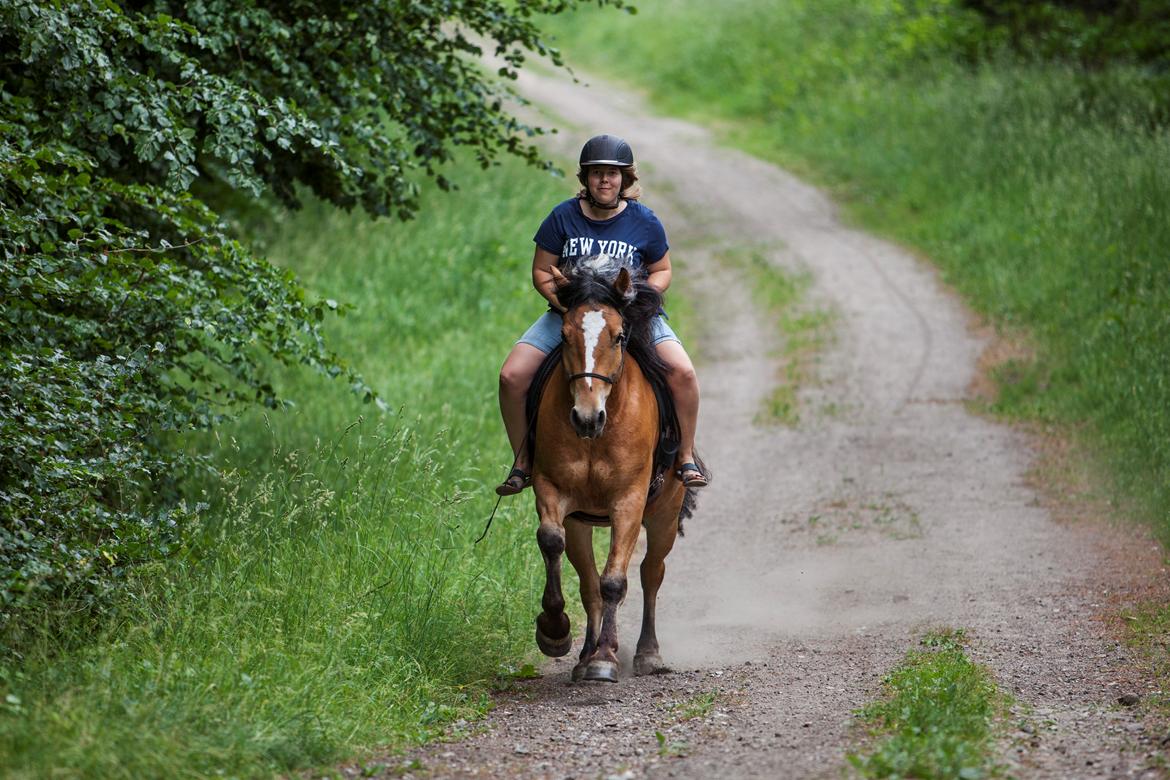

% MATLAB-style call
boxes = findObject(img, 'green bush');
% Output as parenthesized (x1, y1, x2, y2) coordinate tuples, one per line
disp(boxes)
(960, 1, 1170, 67)
(0, 0, 620, 638)
(0, 116, 349, 626)
(0, 155, 564, 776)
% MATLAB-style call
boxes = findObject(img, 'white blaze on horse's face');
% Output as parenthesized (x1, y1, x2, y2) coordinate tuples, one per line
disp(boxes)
(564, 305, 624, 439)
(581, 310, 605, 389)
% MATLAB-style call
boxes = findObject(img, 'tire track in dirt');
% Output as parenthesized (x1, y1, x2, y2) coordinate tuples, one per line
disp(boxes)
(371, 66, 1167, 779)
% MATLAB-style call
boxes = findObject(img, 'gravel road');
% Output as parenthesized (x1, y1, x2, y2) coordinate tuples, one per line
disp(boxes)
(367, 64, 1167, 779)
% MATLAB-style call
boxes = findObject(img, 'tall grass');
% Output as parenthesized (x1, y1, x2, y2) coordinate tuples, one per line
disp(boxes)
(0, 158, 572, 777)
(546, 0, 1170, 534)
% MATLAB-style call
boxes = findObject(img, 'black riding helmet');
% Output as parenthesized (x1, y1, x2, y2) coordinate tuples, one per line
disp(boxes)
(578, 134, 634, 210)
(579, 134, 634, 168)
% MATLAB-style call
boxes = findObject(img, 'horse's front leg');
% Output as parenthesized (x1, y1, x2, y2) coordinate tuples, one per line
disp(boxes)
(565, 520, 601, 682)
(534, 483, 572, 657)
(634, 500, 680, 676)
(581, 493, 645, 682)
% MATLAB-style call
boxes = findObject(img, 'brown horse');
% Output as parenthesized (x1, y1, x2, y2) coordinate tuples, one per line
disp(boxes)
(527, 256, 700, 683)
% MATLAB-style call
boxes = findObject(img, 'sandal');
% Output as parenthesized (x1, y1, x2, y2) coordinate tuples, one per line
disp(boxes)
(676, 462, 708, 489)
(495, 467, 532, 496)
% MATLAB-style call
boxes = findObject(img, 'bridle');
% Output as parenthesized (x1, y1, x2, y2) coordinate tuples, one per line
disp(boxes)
(566, 327, 628, 386)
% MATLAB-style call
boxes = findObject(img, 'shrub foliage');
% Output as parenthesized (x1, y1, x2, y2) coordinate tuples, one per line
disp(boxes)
(0, 0, 615, 633)
(959, 0, 1170, 67)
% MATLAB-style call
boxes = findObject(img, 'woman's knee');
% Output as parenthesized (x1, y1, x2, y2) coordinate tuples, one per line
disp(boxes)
(657, 343, 698, 390)
(672, 363, 699, 395)
(500, 346, 545, 397)
(499, 362, 529, 397)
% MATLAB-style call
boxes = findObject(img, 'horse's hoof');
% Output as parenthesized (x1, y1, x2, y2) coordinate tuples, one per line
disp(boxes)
(582, 660, 620, 683)
(535, 618, 572, 658)
(634, 653, 671, 676)
(571, 662, 588, 682)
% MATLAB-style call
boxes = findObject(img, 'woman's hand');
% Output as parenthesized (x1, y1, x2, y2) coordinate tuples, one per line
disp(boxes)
(532, 246, 567, 312)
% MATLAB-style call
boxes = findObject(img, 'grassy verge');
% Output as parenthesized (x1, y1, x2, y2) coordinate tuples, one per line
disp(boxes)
(0, 157, 574, 778)
(544, 0, 1170, 536)
(1121, 603, 1170, 716)
(717, 247, 832, 425)
(849, 629, 1009, 779)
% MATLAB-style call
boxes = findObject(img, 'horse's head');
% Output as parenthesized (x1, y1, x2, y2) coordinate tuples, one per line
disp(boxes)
(551, 261, 636, 439)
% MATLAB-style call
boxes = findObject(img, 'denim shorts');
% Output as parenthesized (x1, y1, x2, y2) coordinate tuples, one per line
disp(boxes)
(518, 311, 681, 354)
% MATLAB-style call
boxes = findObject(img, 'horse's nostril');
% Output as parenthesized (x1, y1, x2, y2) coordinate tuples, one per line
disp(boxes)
(597, 409, 606, 426)
(570, 408, 581, 427)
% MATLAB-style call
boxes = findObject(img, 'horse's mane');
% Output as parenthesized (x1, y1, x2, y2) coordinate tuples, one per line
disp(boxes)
(554, 254, 665, 360)
(524, 254, 703, 529)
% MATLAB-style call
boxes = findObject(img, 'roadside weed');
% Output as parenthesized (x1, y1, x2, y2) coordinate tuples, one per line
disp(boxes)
(655, 730, 689, 758)
(670, 689, 720, 721)
(848, 629, 1009, 779)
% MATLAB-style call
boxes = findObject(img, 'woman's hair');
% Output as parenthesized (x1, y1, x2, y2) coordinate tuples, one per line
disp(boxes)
(576, 164, 643, 202)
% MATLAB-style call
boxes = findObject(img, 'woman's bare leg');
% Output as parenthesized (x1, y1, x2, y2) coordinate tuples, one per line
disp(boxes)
(499, 343, 549, 477)
(654, 340, 703, 481)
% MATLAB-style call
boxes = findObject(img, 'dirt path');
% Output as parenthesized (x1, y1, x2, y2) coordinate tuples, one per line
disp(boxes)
(383, 67, 1166, 779)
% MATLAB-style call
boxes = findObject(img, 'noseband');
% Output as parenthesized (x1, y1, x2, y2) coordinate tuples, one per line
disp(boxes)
(566, 329, 627, 386)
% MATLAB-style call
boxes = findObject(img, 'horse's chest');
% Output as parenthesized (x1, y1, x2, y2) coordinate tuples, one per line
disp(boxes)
(552, 458, 618, 487)
(550, 450, 649, 507)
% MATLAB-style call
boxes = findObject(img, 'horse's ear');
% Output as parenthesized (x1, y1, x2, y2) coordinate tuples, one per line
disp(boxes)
(550, 265, 568, 287)
(614, 267, 636, 304)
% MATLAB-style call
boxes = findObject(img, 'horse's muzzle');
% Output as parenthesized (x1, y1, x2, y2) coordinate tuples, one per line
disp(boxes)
(570, 407, 606, 439)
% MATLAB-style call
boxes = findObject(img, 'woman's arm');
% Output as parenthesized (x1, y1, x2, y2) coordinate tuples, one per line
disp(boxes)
(531, 246, 566, 313)
(645, 252, 673, 294)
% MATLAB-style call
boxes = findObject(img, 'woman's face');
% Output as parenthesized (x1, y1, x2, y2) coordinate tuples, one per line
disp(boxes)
(586, 166, 623, 205)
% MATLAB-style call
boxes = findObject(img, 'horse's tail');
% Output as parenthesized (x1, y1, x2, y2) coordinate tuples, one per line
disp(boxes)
(676, 452, 709, 537)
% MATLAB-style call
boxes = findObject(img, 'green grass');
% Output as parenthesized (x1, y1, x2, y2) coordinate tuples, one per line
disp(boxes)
(1121, 602, 1170, 715)
(717, 247, 832, 425)
(654, 729, 689, 758)
(669, 689, 719, 721)
(0, 157, 578, 778)
(848, 629, 1008, 779)
(545, 0, 1170, 536)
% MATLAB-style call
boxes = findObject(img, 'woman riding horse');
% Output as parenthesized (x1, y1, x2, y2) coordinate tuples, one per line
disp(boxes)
(497, 134, 707, 494)
(524, 255, 700, 681)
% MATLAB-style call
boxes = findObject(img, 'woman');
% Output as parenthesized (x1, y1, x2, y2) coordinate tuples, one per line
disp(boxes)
(497, 134, 706, 495)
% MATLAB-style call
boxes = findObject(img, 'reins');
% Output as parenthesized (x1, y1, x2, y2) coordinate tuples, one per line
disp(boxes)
(476, 393, 540, 544)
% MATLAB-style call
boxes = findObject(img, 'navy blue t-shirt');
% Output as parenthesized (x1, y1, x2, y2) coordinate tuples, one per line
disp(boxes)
(533, 198, 669, 269)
